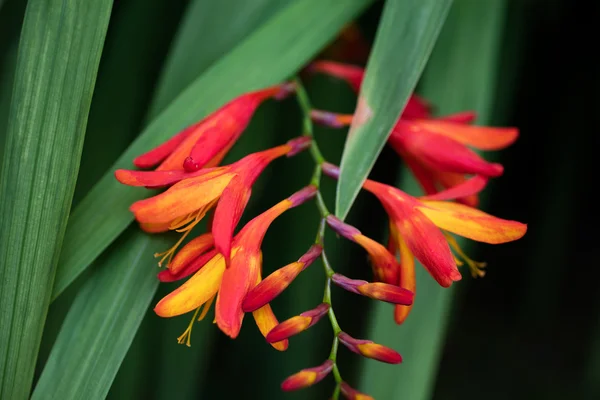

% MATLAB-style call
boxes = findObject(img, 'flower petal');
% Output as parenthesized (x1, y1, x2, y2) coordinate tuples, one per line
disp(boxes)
(417, 201, 527, 244)
(364, 181, 461, 288)
(308, 60, 364, 91)
(394, 122, 504, 177)
(213, 175, 251, 266)
(394, 231, 416, 324)
(251, 266, 288, 351)
(433, 171, 480, 207)
(215, 249, 261, 338)
(409, 119, 518, 150)
(154, 252, 225, 317)
(354, 234, 398, 285)
(420, 175, 488, 202)
(401, 95, 431, 119)
(114, 166, 226, 188)
(437, 111, 477, 124)
(133, 124, 194, 168)
(129, 172, 235, 224)
(170, 233, 214, 274)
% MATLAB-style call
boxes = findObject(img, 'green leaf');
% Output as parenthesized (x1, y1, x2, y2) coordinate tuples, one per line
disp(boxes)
(335, 0, 452, 219)
(32, 230, 171, 400)
(0, 0, 112, 398)
(53, 0, 373, 300)
(358, 1, 509, 398)
(148, 0, 293, 118)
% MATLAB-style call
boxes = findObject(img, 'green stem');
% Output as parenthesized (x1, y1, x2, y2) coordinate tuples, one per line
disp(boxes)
(294, 76, 343, 399)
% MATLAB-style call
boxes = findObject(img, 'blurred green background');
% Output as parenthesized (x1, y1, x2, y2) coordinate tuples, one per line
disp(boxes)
(1, 0, 598, 399)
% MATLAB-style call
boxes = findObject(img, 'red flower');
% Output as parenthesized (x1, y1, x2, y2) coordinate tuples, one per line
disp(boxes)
(115, 137, 310, 267)
(323, 162, 526, 323)
(154, 186, 316, 345)
(309, 60, 519, 206)
(133, 83, 295, 172)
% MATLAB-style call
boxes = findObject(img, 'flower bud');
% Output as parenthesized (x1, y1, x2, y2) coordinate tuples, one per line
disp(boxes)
(286, 136, 312, 156)
(340, 382, 374, 400)
(326, 215, 361, 240)
(338, 332, 402, 364)
(266, 303, 329, 343)
(310, 110, 353, 128)
(288, 185, 317, 207)
(331, 273, 413, 305)
(281, 359, 334, 391)
(242, 245, 322, 312)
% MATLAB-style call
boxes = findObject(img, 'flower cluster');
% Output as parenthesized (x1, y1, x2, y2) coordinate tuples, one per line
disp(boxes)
(115, 59, 526, 398)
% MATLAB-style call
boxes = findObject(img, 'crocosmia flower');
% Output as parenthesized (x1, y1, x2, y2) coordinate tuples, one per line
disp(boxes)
(322, 162, 527, 323)
(133, 83, 295, 172)
(309, 60, 519, 206)
(154, 186, 317, 344)
(115, 137, 310, 267)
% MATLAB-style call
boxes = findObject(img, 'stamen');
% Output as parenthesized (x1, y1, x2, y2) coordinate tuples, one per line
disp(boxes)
(444, 232, 487, 278)
(198, 293, 216, 321)
(177, 306, 202, 347)
(154, 202, 217, 267)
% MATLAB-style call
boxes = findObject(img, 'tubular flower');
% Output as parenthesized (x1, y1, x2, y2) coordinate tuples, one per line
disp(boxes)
(132, 83, 295, 172)
(266, 303, 330, 343)
(331, 273, 413, 305)
(322, 162, 527, 323)
(115, 137, 311, 267)
(281, 360, 334, 392)
(326, 215, 399, 285)
(153, 185, 317, 345)
(309, 60, 519, 206)
(338, 332, 402, 364)
(242, 244, 322, 312)
(340, 382, 374, 400)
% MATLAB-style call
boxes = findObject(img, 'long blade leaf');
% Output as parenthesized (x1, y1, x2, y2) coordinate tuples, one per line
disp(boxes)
(53, 0, 373, 300)
(335, 0, 452, 219)
(358, 1, 509, 398)
(0, 0, 112, 398)
(32, 230, 170, 400)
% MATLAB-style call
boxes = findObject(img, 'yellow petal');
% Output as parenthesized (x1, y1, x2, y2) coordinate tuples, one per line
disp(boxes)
(154, 253, 226, 317)
(131, 172, 235, 224)
(418, 201, 527, 244)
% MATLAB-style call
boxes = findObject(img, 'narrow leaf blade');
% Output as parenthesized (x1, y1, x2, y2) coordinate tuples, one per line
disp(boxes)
(358, 1, 509, 398)
(32, 231, 170, 400)
(0, 0, 112, 397)
(335, 0, 452, 219)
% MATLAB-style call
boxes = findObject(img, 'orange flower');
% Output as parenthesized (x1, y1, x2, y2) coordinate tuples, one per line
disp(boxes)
(338, 332, 402, 364)
(340, 382, 374, 400)
(322, 162, 527, 323)
(133, 83, 295, 172)
(280, 360, 334, 391)
(154, 186, 316, 345)
(242, 244, 322, 312)
(115, 137, 310, 267)
(309, 60, 519, 206)
(266, 303, 330, 343)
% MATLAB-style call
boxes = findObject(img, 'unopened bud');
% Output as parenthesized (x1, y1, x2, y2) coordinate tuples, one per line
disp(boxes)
(288, 185, 317, 207)
(266, 303, 330, 343)
(331, 273, 413, 305)
(326, 215, 361, 240)
(286, 136, 312, 156)
(340, 382, 374, 400)
(311, 110, 353, 128)
(243, 245, 321, 312)
(338, 332, 402, 364)
(281, 359, 334, 391)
